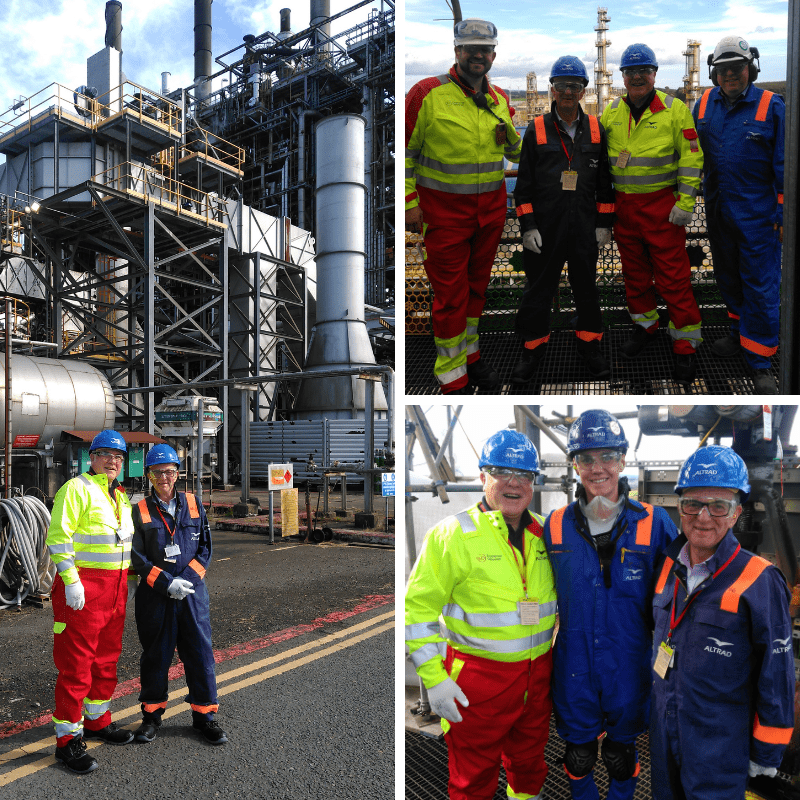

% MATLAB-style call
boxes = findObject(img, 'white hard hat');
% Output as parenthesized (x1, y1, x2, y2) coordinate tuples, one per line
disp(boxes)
(454, 18, 498, 47)
(711, 35, 753, 65)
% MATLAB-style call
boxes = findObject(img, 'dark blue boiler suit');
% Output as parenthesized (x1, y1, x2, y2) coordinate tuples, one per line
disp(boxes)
(131, 491, 218, 721)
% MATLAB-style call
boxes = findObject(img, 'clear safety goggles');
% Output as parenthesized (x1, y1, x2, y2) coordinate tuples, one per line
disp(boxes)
(552, 82, 584, 93)
(93, 450, 125, 462)
(679, 498, 737, 517)
(574, 451, 623, 467)
(454, 19, 498, 42)
(621, 66, 656, 77)
(483, 466, 536, 483)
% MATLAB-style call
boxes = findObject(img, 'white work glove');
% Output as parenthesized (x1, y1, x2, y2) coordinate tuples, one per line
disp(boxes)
(523, 229, 542, 254)
(64, 581, 85, 611)
(596, 228, 611, 248)
(127, 579, 138, 604)
(167, 578, 195, 600)
(748, 760, 778, 778)
(427, 677, 469, 723)
(668, 204, 693, 226)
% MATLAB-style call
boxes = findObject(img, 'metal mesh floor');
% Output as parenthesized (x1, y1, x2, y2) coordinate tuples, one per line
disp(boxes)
(405, 324, 780, 396)
(405, 714, 652, 800)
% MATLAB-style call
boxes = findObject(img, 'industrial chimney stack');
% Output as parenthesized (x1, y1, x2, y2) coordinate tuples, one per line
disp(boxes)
(104, 0, 122, 52)
(194, 0, 213, 99)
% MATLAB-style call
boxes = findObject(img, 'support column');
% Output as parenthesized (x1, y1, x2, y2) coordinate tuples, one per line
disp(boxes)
(143, 202, 155, 433)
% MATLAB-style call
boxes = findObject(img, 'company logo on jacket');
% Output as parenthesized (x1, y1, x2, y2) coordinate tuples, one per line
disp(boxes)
(623, 567, 643, 581)
(704, 636, 733, 657)
(477, 553, 502, 562)
(772, 636, 792, 655)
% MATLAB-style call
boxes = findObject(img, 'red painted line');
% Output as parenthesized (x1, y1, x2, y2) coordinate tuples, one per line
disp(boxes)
(0, 593, 393, 740)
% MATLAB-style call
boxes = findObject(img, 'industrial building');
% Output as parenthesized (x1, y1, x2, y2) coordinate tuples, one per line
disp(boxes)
(0, 0, 395, 504)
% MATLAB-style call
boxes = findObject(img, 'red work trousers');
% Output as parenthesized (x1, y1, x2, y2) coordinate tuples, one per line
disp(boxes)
(424, 217, 506, 342)
(613, 187, 701, 354)
(52, 568, 128, 745)
(443, 647, 553, 800)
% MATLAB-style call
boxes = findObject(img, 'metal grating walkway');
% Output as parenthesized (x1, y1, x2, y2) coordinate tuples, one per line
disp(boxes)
(405, 324, 780, 396)
(406, 714, 653, 800)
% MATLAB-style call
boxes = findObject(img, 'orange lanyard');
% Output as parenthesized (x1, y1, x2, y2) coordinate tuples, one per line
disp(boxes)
(154, 502, 175, 543)
(552, 118, 575, 168)
(507, 535, 529, 598)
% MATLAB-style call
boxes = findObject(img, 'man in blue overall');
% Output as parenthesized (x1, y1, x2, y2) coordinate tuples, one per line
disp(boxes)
(650, 445, 794, 799)
(543, 409, 678, 800)
(130, 444, 227, 745)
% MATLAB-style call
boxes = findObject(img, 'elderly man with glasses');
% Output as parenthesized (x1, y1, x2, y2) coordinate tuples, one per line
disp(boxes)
(600, 43, 704, 387)
(406, 429, 556, 800)
(46, 429, 137, 774)
(649, 445, 794, 799)
(130, 443, 227, 746)
(543, 410, 678, 800)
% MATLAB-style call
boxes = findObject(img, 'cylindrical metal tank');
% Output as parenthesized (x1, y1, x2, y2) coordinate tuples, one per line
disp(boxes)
(104, 0, 123, 52)
(293, 114, 387, 419)
(0, 355, 116, 447)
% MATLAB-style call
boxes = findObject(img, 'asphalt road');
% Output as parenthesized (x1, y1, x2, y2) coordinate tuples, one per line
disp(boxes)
(0, 529, 395, 798)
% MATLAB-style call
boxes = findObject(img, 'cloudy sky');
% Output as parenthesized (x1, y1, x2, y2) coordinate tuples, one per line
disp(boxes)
(0, 0, 385, 144)
(405, 0, 789, 93)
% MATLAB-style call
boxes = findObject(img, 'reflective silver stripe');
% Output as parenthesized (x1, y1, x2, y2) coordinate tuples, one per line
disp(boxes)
(437, 363, 468, 385)
(54, 557, 76, 573)
(78, 474, 92, 487)
(417, 175, 504, 194)
(73, 533, 117, 545)
(663, 94, 674, 107)
(409, 641, 445, 668)
(443, 626, 554, 653)
(405, 621, 440, 641)
(677, 166, 702, 178)
(406, 148, 420, 159)
(47, 542, 74, 554)
(614, 153, 677, 168)
(678, 182, 698, 197)
(418, 154, 505, 175)
(455, 510, 477, 533)
(436, 340, 466, 359)
(83, 699, 111, 719)
(466, 324, 478, 337)
(466, 340, 479, 355)
(405, 167, 415, 178)
(612, 170, 677, 186)
(54, 719, 83, 738)
(668, 327, 702, 340)
(77, 549, 130, 563)
(443, 599, 558, 628)
(609, 98, 621, 110)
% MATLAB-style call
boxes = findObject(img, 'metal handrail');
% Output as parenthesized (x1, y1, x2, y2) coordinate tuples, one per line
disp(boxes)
(183, 126, 245, 171)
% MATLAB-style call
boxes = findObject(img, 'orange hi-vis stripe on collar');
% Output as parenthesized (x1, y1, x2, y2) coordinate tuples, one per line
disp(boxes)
(755, 90, 774, 122)
(697, 88, 712, 120)
(138, 497, 151, 524)
(138, 492, 199, 522)
(587, 114, 600, 144)
(720, 554, 771, 613)
(655, 557, 674, 595)
(636, 503, 654, 546)
(534, 115, 547, 145)
(550, 506, 566, 544)
(753, 713, 793, 745)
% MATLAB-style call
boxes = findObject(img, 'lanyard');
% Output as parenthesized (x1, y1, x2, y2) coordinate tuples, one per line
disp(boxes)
(551, 118, 575, 169)
(154, 501, 175, 542)
(507, 534, 529, 598)
(667, 543, 740, 642)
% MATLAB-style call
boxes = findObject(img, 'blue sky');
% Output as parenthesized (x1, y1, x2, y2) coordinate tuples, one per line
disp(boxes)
(404, 0, 789, 92)
(0, 0, 386, 155)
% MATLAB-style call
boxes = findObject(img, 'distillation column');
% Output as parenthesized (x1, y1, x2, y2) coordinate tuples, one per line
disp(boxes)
(594, 7, 612, 114)
(683, 40, 702, 111)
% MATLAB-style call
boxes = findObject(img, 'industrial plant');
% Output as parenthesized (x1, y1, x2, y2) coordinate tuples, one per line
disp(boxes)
(1, 0, 395, 509)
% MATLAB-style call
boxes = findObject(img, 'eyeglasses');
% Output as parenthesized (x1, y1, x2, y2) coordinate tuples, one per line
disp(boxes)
(716, 62, 748, 76)
(483, 467, 536, 483)
(574, 451, 622, 467)
(460, 44, 495, 55)
(150, 469, 178, 478)
(679, 498, 737, 517)
(93, 450, 124, 462)
(552, 82, 584, 93)
(621, 67, 656, 77)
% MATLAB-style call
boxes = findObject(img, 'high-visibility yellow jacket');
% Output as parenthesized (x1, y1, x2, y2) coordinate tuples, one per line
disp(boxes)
(600, 90, 703, 213)
(405, 66, 522, 226)
(46, 472, 134, 585)
(405, 500, 556, 689)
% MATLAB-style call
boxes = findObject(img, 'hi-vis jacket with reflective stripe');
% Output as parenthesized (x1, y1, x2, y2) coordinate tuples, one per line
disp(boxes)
(405, 500, 556, 690)
(543, 493, 678, 743)
(46, 472, 134, 586)
(650, 530, 794, 793)
(600, 90, 703, 213)
(405, 66, 522, 227)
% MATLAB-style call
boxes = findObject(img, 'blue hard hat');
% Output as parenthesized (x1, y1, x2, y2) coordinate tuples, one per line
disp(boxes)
(89, 429, 127, 453)
(567, 410, 629, 456)
(145, 443, 180, 468)
(550, 55, 589, 85)
(479, 430, 540, 474)
(620, 43, 658, 70)
(674, 445, 750, 502)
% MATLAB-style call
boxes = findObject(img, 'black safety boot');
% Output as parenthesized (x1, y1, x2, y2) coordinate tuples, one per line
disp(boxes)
(619, 324, 657, 359)
(511, 348, 545, 384)
(83, 721, 134, 745)
(192, 712, 228, 745)
(711, 334, 740, 358)
(576, 339, 611, 378)
(467, 357, 500, 390)
(55, 736, 99, 774)
(752, 369, 777, 394)
(673, 353, 697, 386)
(134, 717, 161, 743)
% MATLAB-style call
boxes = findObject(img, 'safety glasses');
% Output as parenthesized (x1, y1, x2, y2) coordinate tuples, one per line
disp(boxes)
(150, 469, 178, 478)
(460, 44, 495, 55)
(483, 467, 536, 483)
(574, 451, 622, 467)
(552, 82, 584, 93)
(621, 67, 656, 77)
(679, 498, 737, 517)
(93, 450, 124, 462)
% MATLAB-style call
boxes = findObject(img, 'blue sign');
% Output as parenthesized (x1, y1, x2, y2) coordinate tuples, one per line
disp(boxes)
(381, 473, 395, 497)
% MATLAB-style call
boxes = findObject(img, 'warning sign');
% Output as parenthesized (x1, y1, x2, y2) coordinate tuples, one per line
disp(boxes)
(13, 434, 41, 448)
(268, 463, 293, 491)
(280, 489, 298, 538)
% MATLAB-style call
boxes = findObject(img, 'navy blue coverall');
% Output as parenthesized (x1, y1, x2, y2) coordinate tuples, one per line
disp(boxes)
(131, 490, 218, 721)
(543, 486, 678, 800)
(650, 530, 794, 800)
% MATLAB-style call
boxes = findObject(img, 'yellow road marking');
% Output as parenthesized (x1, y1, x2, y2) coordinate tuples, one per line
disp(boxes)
(0, 611, 393, 785)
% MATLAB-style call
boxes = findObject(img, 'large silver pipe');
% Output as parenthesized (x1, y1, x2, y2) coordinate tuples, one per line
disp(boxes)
(194, 0, 213, 100)
(104, 1, 123, 52)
